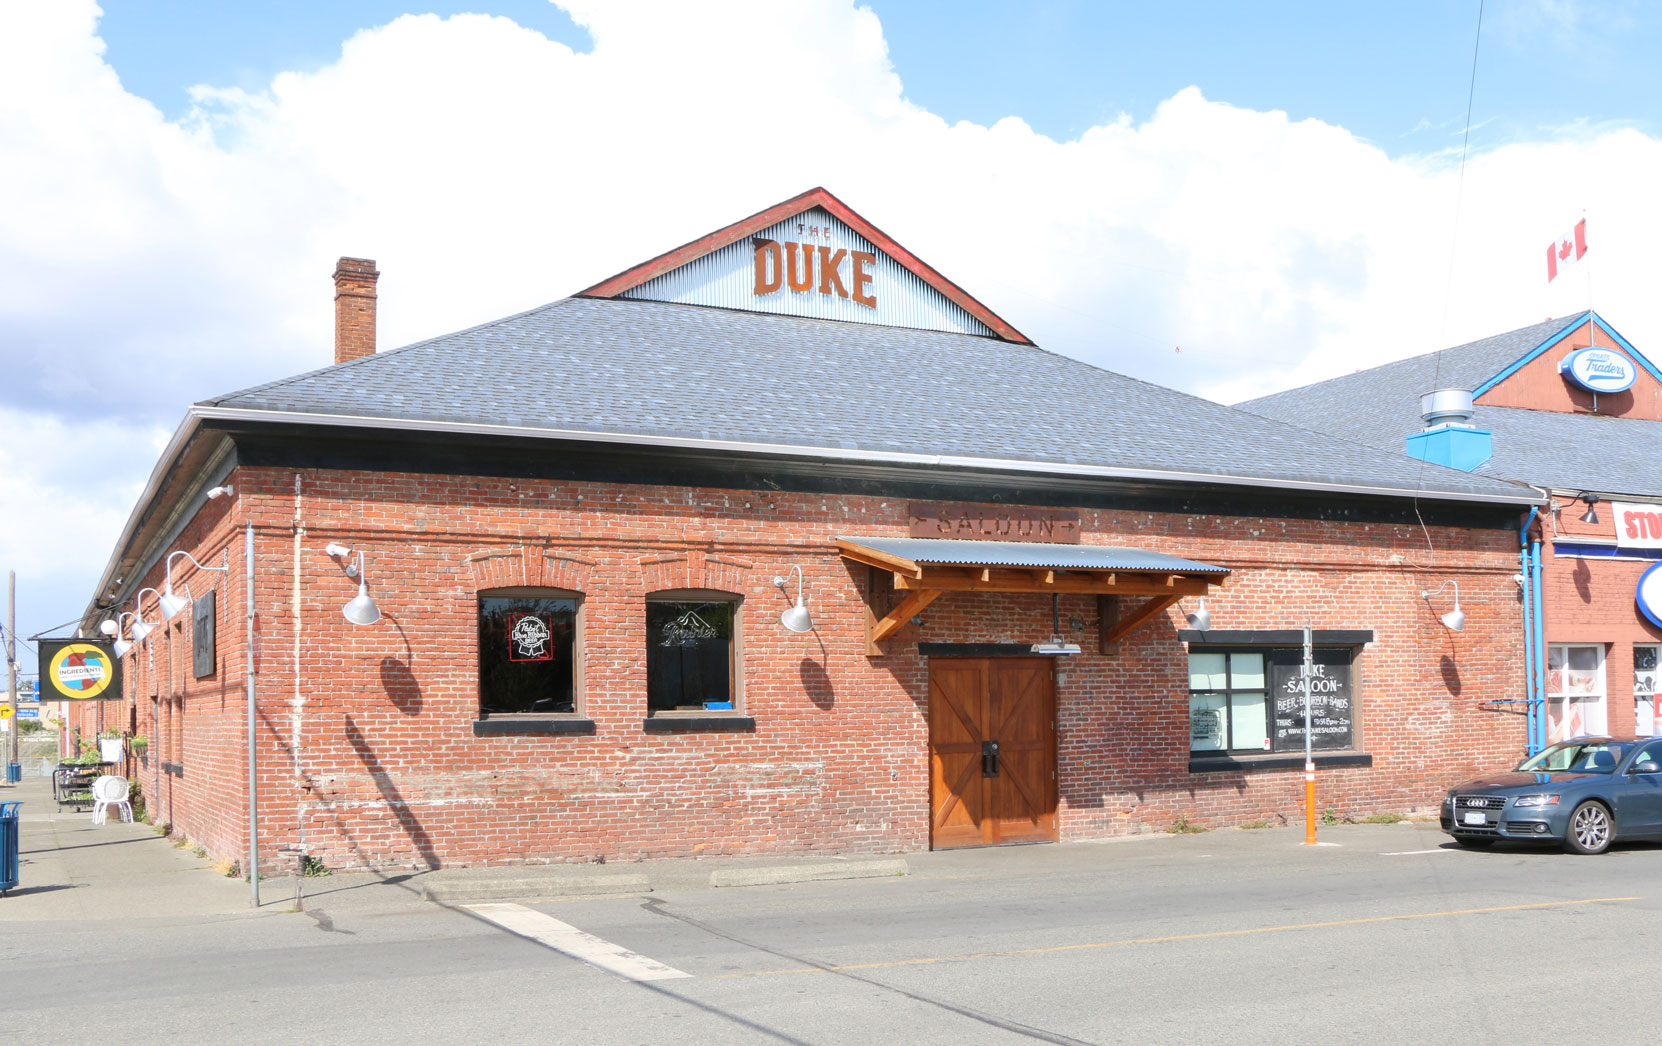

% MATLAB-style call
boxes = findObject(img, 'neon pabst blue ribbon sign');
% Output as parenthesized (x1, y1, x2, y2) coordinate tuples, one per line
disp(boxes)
(1561, 347, 1637, 394)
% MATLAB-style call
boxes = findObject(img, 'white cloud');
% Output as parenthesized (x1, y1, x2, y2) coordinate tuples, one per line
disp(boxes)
(2, 0, 1660, 630)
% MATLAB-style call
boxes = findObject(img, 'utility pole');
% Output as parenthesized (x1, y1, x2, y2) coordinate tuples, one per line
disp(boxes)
(6, 570, 18, 781)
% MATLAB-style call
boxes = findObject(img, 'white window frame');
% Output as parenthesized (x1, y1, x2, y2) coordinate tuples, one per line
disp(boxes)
(1635, 644, 1661, 737)
(1547, 643, 1608, 742)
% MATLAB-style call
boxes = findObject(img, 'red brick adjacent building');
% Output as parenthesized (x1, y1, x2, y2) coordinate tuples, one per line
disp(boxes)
(1246, 311, 1662, 751)
(73, 189, 1539, 872)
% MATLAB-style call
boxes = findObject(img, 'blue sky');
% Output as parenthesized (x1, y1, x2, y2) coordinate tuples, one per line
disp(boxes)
(100, 1, 1656, 152)
(4, 0, 1661, 650)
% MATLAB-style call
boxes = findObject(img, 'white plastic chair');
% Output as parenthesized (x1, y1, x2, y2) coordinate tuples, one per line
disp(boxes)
(91, 775, 133, 825)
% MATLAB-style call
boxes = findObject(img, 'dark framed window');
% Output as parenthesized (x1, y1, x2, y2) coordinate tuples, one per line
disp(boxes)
(1189, 647, 1357, 755)
(478, 589, 580, 717)
(646, 595, 739, 714)
(1189, 651, 1268, 753)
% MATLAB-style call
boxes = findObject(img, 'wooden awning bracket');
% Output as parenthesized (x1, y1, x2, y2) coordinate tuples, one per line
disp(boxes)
(871, 588, 942, 646)
(1102, 594, 1183, 647)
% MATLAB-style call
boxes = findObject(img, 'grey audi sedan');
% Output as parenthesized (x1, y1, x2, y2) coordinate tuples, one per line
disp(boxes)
(1441, 736, 1662, 854)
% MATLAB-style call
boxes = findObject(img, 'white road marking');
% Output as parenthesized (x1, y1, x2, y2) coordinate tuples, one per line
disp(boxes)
(1382, 848, 1453, 856)
(465, 902, 692, 981)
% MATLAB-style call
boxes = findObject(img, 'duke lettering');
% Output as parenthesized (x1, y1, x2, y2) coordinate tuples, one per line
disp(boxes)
(754, 238, 876, 308)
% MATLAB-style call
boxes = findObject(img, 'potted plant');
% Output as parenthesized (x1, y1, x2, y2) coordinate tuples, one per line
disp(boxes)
(97, 729, 124, 764)
(130, 735, 149, 758)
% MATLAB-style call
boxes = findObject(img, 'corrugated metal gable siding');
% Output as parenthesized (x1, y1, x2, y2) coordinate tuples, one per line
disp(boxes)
(621, 208, 995, 337)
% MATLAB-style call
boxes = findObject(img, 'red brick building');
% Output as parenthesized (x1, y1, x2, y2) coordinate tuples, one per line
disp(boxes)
(1247, 311, 1662, 751)
(76, 189, 1539, 872)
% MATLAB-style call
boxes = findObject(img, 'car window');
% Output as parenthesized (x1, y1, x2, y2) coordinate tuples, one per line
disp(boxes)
(1520, 742, 1630, 774)
(1633, 742, 1662, 771)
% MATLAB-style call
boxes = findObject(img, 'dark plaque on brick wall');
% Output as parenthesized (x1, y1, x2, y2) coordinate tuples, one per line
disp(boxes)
(192, 589, 217, 679)
(1269, 648, 1353, 752)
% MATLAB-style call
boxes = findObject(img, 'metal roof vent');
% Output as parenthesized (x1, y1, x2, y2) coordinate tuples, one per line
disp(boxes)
(1420, 389, 1475, 429)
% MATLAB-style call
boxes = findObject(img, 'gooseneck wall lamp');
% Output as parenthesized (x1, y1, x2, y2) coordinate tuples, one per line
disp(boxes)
(130, 588, 162, 642)
(1184, 599, 1212, 632)
(773, 565, 814, 633)
(1422, 580, 1466, 632)
(159, 550, 230, 619)
(1578, 494, 1601, 525)
(100, 612, 138, 658)
(325, 544, 381, 626)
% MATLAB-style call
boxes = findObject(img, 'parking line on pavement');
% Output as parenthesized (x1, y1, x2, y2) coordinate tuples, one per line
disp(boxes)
(715, 896, 1641, 979)
(465, 902, 693, 981)
(1382, 848, 1454, 855)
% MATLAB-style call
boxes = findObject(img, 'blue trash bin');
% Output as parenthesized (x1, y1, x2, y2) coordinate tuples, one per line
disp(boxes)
(0, 801, 20, 896)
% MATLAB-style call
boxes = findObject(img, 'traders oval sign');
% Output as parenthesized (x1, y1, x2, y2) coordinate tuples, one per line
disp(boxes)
(1560, 347, 1638, 394)
(1639, 563, 1662, 630)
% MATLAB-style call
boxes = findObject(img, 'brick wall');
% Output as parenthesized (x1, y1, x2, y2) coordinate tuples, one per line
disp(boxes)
(77, 463, 1527, 871)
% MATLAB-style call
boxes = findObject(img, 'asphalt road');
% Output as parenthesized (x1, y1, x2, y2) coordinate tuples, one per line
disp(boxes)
(9, 821, 1659, 1045)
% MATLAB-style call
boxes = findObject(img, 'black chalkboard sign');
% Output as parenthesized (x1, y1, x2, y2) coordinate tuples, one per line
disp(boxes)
(192, 589, 216, 679)
(1269, 648, 1353, 752)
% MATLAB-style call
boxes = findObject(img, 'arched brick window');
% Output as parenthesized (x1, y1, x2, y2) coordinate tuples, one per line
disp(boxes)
(477, 587, 583, 718)
(645, 589, 742, 715)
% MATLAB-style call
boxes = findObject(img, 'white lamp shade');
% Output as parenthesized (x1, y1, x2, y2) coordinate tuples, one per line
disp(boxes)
(99, 619, 118, 637)
(343, 579, 381, 626)
(1441, 606, 1466, 632)
(1185, 600, 1211, 631)
(158, 588, 190, 619)
(131, 619, 156, 642)
(113, 638, 133, 658)
(780, 599, 813, 633)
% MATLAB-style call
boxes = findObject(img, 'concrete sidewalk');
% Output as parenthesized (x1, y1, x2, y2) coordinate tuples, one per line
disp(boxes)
(4, 771, 1438, 922)
(0, 774, 927, 918)
(0, 776, 253, 920)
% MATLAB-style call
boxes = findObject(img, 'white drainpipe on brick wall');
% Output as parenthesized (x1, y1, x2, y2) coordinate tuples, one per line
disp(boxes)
(291, 474, 307, 872)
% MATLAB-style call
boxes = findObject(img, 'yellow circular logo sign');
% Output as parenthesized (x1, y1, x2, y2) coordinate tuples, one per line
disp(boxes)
(49, 643, 115, 699)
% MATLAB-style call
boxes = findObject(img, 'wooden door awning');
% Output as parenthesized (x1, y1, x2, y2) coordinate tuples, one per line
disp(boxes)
(838, 536, 1229, 654)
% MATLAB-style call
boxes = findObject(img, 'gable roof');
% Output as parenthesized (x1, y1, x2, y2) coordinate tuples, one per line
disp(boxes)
(198, 295, 1535, 505)
(1239, 311, 1662, 498)
(577, 186, 1032, 344)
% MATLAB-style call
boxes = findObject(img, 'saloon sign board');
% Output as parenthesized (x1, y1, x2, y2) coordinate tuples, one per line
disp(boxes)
(1560, 347, 1638, 394)
(909, 503, 1082, 543)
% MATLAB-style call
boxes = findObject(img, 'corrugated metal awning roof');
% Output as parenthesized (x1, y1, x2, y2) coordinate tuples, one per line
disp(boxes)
(836, 537, 1229, 575)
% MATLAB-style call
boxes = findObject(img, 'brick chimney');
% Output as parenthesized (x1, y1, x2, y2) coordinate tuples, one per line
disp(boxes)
(333, 257, 379, 365)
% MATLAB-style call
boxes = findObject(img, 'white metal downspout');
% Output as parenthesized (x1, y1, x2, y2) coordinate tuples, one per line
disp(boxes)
(290, 475, 306, 865)
(245, 522, 259, 907)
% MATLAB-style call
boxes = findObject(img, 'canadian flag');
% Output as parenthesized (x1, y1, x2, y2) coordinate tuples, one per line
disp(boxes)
(1547, 218, 1587, 282)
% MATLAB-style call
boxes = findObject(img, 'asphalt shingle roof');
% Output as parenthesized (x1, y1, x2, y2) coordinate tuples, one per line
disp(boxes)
(1240, 312, 1662, 498)
(204, 297, 1535, 502)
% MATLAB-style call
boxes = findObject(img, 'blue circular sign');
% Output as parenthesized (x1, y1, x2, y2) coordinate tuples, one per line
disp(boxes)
(1638, 562, 1662, 629)
(1561, 347, 1638, 394)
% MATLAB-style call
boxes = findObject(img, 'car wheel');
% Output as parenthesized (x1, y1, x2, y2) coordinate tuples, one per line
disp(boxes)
(1565, 801, 1614, 855)
(1453, 836, 1496, 848)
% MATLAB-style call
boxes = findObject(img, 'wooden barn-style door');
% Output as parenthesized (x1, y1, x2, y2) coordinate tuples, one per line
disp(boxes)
(928, 658, 1057, 848)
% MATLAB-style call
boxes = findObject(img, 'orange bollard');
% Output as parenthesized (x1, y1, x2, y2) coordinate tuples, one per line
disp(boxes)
(1304, 762, 1317, 844)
